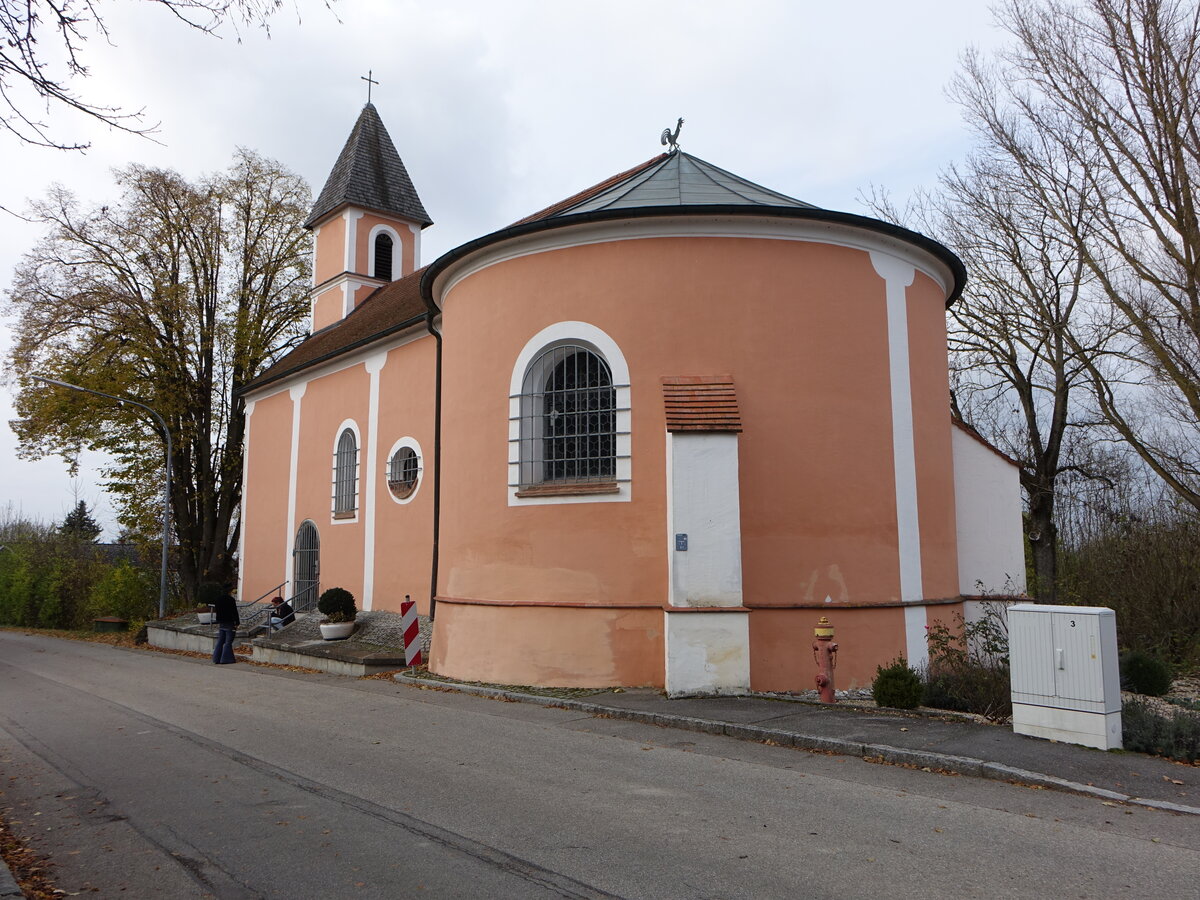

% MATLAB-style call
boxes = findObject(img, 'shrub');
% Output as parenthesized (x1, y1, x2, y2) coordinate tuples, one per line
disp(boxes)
(923, 604, 1013, 722)
(872, 658, 923, 709)
(1119, 649, 1172, 696)
(317, 587, 357, 623)
(1058, 505, 1200, 666)
(88, 560, 156, 623)
(1122, 697, 1200, 763)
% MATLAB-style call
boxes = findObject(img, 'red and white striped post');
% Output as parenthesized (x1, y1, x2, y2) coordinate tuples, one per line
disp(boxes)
(400, 595, 423, 666)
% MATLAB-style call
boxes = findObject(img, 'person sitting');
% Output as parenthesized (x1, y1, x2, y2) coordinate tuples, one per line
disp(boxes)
(266, 596, 295, 632)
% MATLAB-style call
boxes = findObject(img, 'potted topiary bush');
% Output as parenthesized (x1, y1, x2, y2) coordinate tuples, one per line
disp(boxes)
(317, 587, 357, 640)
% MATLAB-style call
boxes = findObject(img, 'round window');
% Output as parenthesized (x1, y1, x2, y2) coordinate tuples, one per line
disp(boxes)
(387, 446, 420, 499)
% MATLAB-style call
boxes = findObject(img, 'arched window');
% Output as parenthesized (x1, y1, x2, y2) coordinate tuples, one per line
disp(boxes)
(373, 232, 393, 281)
(333, 427, 359, 517)
(518, 344, 616, 488)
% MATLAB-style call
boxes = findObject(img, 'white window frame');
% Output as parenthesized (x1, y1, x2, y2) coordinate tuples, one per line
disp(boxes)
(384, 436, 424, 505)
(367, 224, 402, 281)
(508, 322, 631, 506)
(331, 419, 361, 523)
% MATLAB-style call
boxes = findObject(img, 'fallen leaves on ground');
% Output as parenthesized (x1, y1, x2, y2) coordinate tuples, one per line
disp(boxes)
(0, 807, 58, 900)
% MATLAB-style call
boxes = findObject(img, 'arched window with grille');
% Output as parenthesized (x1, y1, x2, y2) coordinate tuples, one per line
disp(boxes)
(332, 426, 359, 518)
(509, 323, 631, 505)
(373, 232, 394, 281)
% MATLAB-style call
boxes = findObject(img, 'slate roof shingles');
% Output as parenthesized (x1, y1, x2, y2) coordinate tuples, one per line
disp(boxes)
(305, 103, 431, 229)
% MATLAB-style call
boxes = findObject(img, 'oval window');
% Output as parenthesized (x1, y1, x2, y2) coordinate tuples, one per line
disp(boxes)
(387, 446, 420, 499)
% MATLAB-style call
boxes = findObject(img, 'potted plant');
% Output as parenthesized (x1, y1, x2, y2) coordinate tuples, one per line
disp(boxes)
(317, 587, 357, 640)
(195, 582, 222, 625)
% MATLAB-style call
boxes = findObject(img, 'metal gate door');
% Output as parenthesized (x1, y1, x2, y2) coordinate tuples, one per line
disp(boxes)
(293, 520, 319, 610)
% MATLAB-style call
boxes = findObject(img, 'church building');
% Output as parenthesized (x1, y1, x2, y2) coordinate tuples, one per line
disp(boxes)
(239, 104, 1026, 693)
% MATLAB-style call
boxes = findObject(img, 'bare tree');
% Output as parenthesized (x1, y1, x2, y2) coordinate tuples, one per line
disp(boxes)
(0, 1, 327, 150)
(4, 148, 312, 596)
(867, 140, 1113, 599)
(957, 0, 1200, 513)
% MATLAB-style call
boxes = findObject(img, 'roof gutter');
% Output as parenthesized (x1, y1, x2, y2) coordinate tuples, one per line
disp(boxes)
(419, 295, 443, 622)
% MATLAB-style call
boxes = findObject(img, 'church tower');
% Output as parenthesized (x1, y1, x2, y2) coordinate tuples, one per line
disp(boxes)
(304, 103, 432, 332)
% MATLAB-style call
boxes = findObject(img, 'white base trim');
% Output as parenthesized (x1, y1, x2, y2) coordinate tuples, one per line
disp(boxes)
(1012, 702, 1123, 751)
(664, 609, 750, 698)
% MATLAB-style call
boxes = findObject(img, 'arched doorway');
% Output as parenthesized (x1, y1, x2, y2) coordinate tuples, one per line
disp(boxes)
(293, 520, 320, 610)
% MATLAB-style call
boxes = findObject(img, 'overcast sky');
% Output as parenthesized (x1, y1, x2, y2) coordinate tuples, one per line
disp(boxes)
(0, 0, 1006, 537)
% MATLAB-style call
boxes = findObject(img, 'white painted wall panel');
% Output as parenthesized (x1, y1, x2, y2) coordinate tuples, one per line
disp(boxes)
(951, 428, 1026, 595)
(667, 433, 743, 607)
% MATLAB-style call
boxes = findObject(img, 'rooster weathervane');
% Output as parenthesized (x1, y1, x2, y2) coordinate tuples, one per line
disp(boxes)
(660, 117, 684, 152)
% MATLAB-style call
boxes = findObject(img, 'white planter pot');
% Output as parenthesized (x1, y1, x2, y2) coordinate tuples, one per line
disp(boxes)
(319, 621, 355, 641)
(196, 612, 215, 625)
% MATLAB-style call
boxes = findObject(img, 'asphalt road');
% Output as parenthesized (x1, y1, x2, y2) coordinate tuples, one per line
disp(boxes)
(1, 631, 1197, 899)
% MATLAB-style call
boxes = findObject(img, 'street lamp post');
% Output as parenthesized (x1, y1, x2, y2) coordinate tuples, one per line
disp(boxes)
(33, 377, 173, 618)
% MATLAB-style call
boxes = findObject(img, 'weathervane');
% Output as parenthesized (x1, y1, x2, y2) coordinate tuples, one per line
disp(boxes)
(660, 117, 684, 152)
(361, 70, 379, 104)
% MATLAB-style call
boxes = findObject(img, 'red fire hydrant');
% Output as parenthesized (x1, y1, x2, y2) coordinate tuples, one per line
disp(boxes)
(813, 616, 838, 703)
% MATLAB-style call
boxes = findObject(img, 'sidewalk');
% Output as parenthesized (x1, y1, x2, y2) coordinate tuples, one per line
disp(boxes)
(393, 673, 1199, 816)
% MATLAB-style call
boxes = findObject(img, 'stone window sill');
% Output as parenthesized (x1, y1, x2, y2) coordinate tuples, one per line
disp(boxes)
(515, 481, 619, 499)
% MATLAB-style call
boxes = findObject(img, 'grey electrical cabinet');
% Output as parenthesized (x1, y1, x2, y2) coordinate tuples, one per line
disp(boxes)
(1007, 604, 1121, 750)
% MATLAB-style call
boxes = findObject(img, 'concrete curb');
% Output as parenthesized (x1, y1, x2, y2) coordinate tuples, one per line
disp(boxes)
(0, 859, 22, 898)
(393, 673, 1200, 817)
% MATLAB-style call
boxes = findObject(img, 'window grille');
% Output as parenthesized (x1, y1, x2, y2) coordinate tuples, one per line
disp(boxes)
(333, 428, 359, 516)
(292, 521, 320, 610)
(373, 233, 393, 281)
(515, 345, 619, 488)
(387, 446, 420, 498)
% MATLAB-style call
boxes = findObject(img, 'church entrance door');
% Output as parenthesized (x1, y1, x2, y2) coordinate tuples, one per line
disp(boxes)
(293, 521, 320, 610)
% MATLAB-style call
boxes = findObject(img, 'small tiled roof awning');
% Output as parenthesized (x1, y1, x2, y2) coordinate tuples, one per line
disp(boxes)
(661, 376, 742, 433)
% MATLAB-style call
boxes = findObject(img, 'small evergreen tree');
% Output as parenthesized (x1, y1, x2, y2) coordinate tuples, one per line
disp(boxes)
(59, 501, 101, 542)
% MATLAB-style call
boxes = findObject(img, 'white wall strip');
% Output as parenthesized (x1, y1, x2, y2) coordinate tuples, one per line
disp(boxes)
(362, 353, 387, 609)
(285, 384, 306, 587)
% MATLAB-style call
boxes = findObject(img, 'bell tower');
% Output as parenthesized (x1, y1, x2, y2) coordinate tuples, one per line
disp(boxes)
(305, 102, 432, 332)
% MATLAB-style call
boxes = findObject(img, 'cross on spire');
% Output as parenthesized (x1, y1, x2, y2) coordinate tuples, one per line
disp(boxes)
(361, 70, 379, 104)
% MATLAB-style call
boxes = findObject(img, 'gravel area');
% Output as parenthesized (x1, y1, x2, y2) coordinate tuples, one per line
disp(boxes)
(271, 608, 432, 653)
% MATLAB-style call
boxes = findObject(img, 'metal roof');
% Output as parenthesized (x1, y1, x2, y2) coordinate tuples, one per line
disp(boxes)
(551, 151, 817, 217)
(305, 103, 432, 229)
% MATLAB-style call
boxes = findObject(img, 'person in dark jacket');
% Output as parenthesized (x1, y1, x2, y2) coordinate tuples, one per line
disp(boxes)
(211, 583, 239, 664)
(266, 596, 295, 632)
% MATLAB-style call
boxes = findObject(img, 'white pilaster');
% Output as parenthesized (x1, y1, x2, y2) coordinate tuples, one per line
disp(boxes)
(343, 209, 364, 272)
(285, 384, 306, 586)
(409, 223, 422, 272)
(362, 352, 387, 610)
(871, 251, 927, 670)
(237, 399, 256, 601)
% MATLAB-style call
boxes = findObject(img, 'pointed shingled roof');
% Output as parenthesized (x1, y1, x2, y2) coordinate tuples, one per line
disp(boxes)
(545, 151, 817, 218)
(305, 103, 432, 229)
